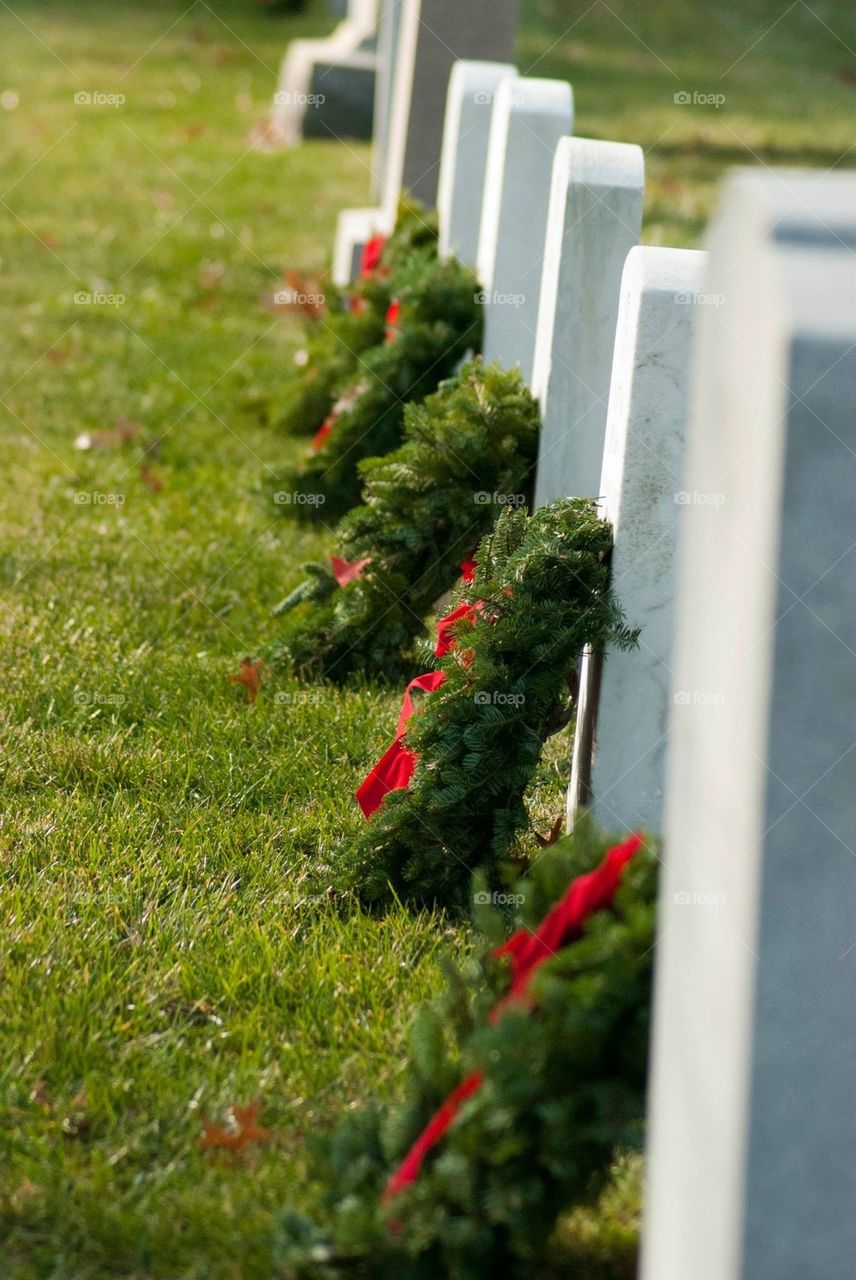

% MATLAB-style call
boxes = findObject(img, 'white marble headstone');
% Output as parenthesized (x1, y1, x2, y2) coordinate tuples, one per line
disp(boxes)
(567, 246, 706, 835)
(437, 61, 517, 270)
(371, 0, 405, 199)
(476, 77, 573, 382)
(641, 168, 856, 1280)
(532, 136, 644, 505)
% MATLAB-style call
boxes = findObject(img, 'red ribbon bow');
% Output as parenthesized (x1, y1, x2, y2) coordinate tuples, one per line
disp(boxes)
(355, 671, 446, 817)
(355, 598, 484, 818)
(385, 297, 401, 343)
(359, 233, 387, 279)
(311, 415, 334, 451)
(330, 555, 370, 587)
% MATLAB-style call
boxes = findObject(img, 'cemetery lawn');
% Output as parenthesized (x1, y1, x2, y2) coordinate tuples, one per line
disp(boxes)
(1, 0, 855, 1276)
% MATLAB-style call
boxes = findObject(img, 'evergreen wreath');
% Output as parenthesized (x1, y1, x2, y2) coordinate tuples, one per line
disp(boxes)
(272, 360, 540, 680)
(276, 248, 484, 521)
(275, 829, 657, 1279)
(273, 204, 440, 438)
(345, 500, 638, 908)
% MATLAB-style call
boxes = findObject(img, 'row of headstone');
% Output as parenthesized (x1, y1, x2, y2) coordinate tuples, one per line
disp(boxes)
(325, 29, 856, 1270)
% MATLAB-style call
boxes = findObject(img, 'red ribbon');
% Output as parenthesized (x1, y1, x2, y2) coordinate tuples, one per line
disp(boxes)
(382, 833, 644, 1202)
(359, 234, 387, 279)
(434, 601, 479, 658)
(357, 602, 484, 816)
(384, 1071, 485, 1203)
(311, 415, 334, 451)
(460, 557, 477, 583)
(355, 670, 446, 818)
(494, 832, 643, 1010)
(385, 297, 401, 343)
(330, 555, 370, 587)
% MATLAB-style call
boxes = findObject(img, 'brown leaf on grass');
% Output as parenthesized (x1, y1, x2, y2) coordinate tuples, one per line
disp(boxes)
(10, 1179, 42, 1210)
(45, 347, 71, 365)
(228, 657, 264, 703)
(200, 1101, 271, 1155)
(272, 269, 327, 321)
(535, 816, 564, 848)
(115, 415, 138, 443)
(75, 418, 138, 451)
(199, 261, 226, 290)
(247, 118, 279, 151)
(29, 1080, 51, 1110)
(62, 1089, 91, 1140)
(139, 465, 164, 493)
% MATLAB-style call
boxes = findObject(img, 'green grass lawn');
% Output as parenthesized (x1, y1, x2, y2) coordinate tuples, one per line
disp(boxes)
(0, 0, 854, 1275)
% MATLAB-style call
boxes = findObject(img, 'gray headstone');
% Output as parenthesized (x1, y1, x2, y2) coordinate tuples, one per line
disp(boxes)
(304, 57, 376, 141)
(532, 137, 644, 505)
(437, 61, 517, 270)
(383, 0, 520, 211)
(372, 0, 405, 198)
(568, 246, 706, 835)
(641, 169, 856, 1280)
(476, 78, 573, 382)
(272, 0, 379, 145)
(332, 207, 389, 286)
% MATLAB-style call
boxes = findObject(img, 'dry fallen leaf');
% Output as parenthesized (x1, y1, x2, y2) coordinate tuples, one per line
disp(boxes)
(29, 1080, 51, 1110)
(272, 268, 327, 321)
(200, 1101, 271, 1155)
(61, 1089, 91, 1140)
(199, 261, 226, 289)
(115, 415, 138, 443)
(535, 816, 564, 848)
(139, 465, 164, 494)
(228, 657, 263, 703)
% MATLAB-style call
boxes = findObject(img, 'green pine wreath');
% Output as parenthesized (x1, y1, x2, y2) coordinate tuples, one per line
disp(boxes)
(273, 203, 440, 438)
(345, 501, 638, 908)
(275, 248, 484, 521)
(275, 829, 656, 1279)
(272, 360, 540, 680)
